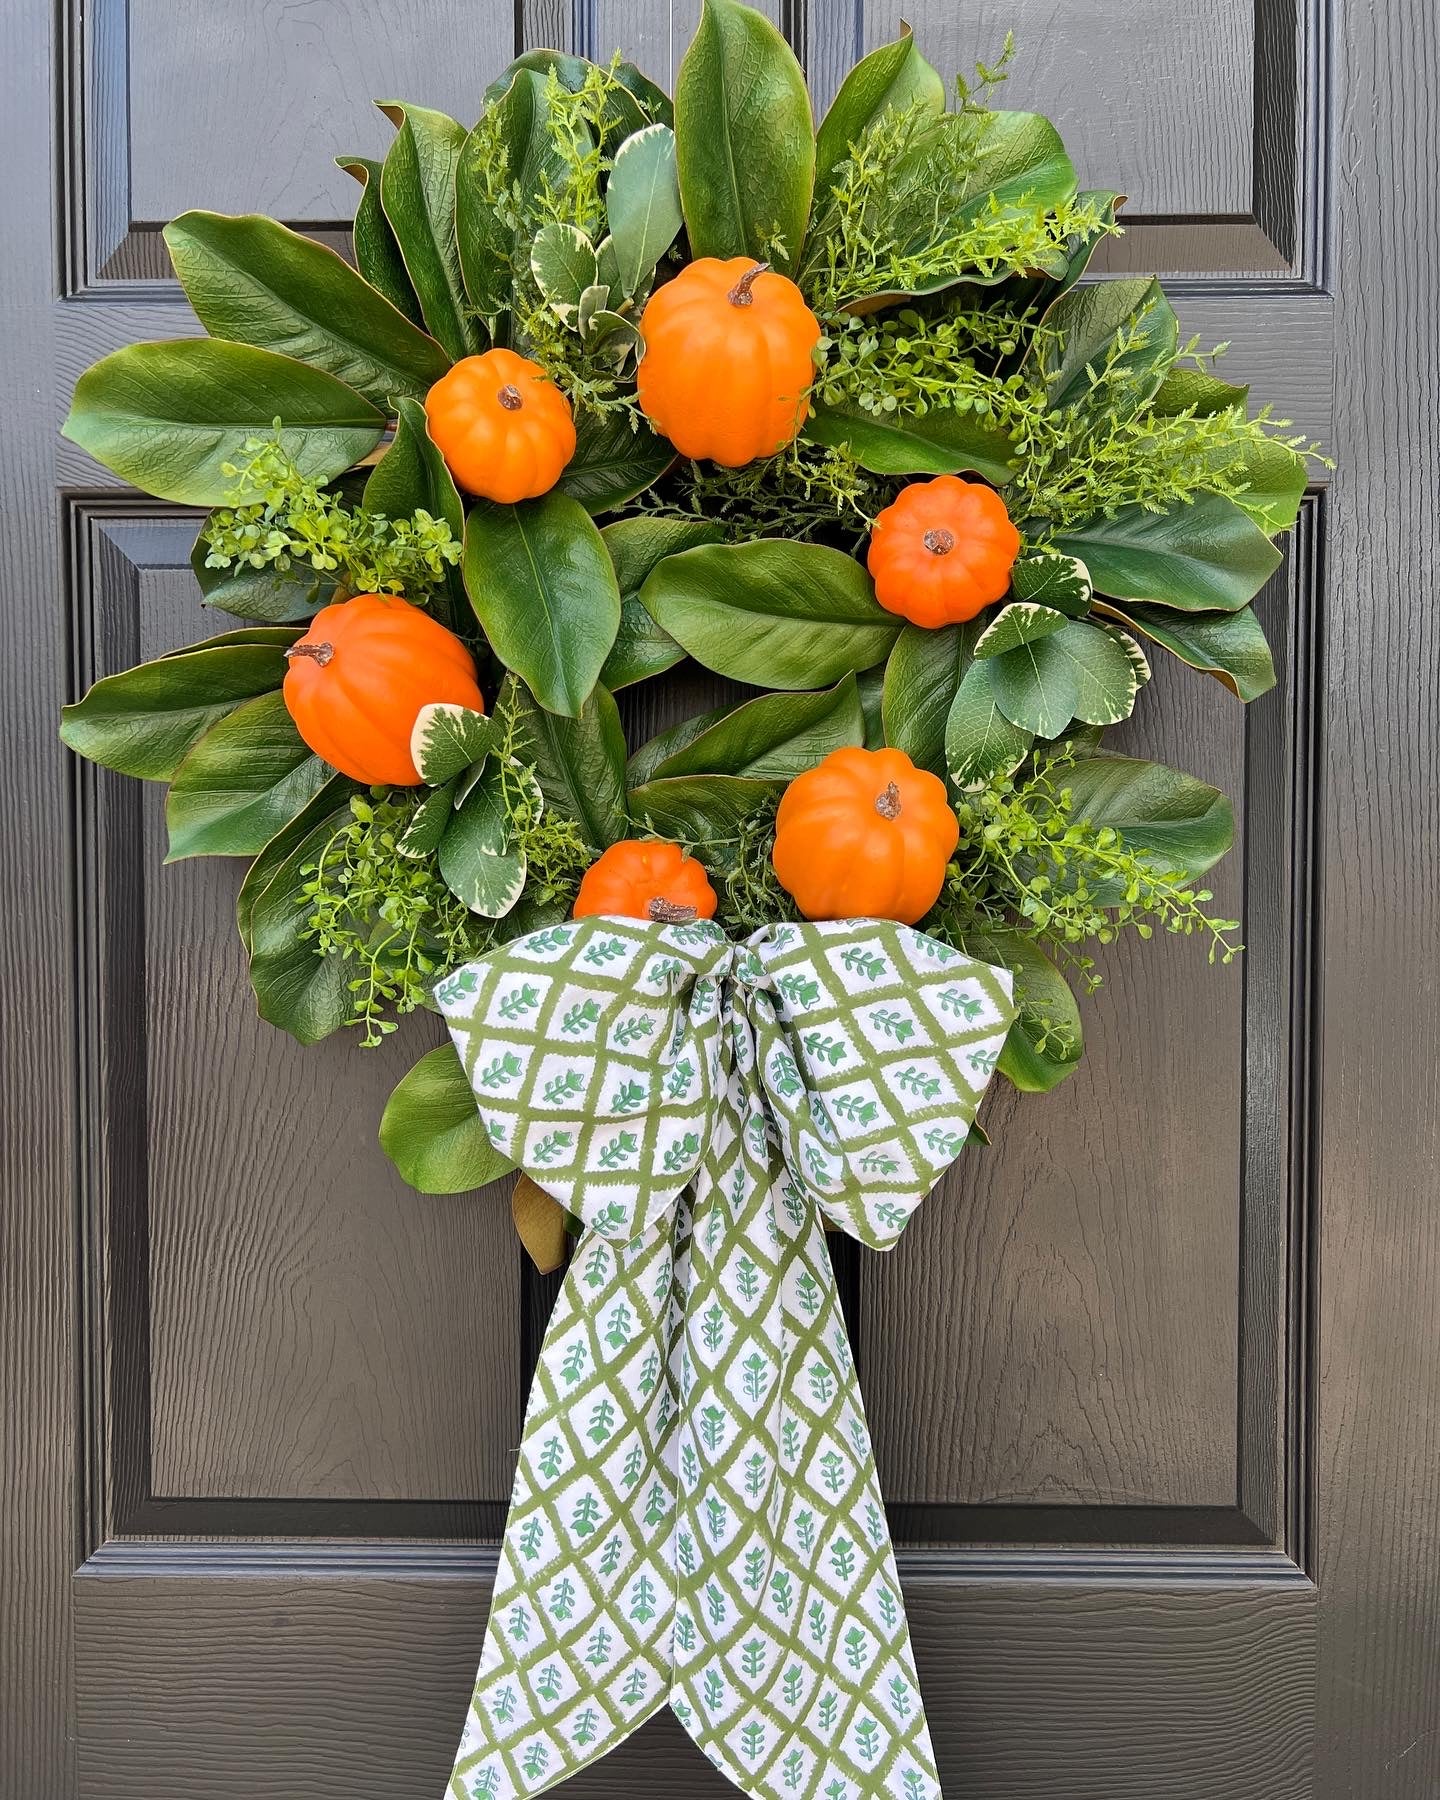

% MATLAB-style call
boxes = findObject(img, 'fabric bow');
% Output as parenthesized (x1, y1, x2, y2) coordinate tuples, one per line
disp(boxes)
(436, 916, 1015, 1800)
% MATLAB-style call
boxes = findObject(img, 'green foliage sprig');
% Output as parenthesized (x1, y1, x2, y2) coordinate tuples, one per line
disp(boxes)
(637, 440, 891, 545)
(202, 435, 460, 599)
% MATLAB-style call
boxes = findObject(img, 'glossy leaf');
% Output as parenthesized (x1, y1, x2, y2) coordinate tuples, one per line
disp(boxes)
(192, 530, 335, 623)
(1148, 364, 1250, 417)
(458, 72, 576, 325)
(1009, 551, 1092, 617)
(247, 815, 352, 1043)
(481, 50, 670, 139)
(62, 339, 384, 506)
(674, 0, 815, 275)
(973, 603, 1070, 658)
(463, 494, 621, 717)
(380, 1043, 517, 1194)
(1061, 754, 1235, 890)
(606, 123, 683, 294)
(880, 622, 981, 776)
(60, 641, 292, 780)
(236, 777, 355, 952)
(639, 539, 901, 688)
(410, 703, 497, 785)
(805, 399, 1015, 483)
(559, 409, 674, 513)
(1035, 277, 1177, 416)
(337, 155, 425, 325)
(814, 23, 944, 190)
(960, 928, 1085, 1093)
(645, 677, 866, 782)
(600, 597, 686, 690)
(945, 658, 1033, 789)
(362, 396, 468, 630)
(1053, 492, 1283, 613)
(165, 691, 329, 860)
(438, 762, 528, 916)
(378, 102, 480, 361)
(503, 676, 630, 852)
(628, 773, 783, 850)
(1106, 601, 1276, 701)
(626, 704, 730, 788)
(531, 222, 599, 323)
(603, 516, 723, 591)
(163, 210, 450, 409)
(1231, 436, 1308, 535)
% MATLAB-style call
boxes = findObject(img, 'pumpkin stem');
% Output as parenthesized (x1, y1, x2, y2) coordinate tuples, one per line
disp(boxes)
(922, 528, 956, 555)
(497, 384, 523, 411)
(647, 898, 698, 925)
(727, 263, 770, 307)
(285, 641, 335, 667)
(874, 781, 903, 820)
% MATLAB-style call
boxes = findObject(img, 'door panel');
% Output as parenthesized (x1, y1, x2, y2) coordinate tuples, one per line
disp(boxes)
(6, 0, 1437, 1795)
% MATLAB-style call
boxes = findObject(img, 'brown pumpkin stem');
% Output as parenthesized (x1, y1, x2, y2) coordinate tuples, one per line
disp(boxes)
(922, 527, 956, 556)
(727, 263, 770, 307)
(284, 641, 335, 667)
(874, 781, 903, 821)
(647, 898, 698, 924)
(497, 384, 524, 411)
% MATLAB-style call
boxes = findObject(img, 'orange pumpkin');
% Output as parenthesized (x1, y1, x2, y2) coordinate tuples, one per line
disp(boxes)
(637, 258, 822, 466)
(283, 594, 484, 786)
(867, 476, 1021, 626)
(424, 348, 576, 502)
(573, 840, 718, 923)
(772, 747, 958, 926)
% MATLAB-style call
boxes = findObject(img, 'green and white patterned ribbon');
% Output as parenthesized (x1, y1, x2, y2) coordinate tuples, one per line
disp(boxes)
(436, 916, 1015, 1800)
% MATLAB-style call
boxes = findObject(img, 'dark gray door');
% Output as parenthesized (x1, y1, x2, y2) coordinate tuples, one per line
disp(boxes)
(5, 1, 1437, 1796)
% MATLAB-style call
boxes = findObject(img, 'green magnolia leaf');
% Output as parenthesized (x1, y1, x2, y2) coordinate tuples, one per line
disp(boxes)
(503, 676, 630, 852)
(158, 627, 304, 656)
(1231, 436, 1308, 535)
(973, 603, 1070, 658)
(945, 658, 1034, 789)
(1034, 277, 1178, 417)
(163, 210, 450, 410)
(437, 761, 528, 915)
(559, 409, 673, 513)
(362, 396, 468, 630)
(378, 102, 480, 361)
(1053, 492, 1284, 613)
(644, 677, 866, 782)
(165, 691, 329, 860)
(530, 222, 599, 323)
(61, 340, 384, 506)
(463, 493, 621, 717)
(606, 122, 683, 295)
(337, 155, 425, 326)
(247, 815, 352, 1042)
(380, 1043, 517, 1194)
(881, 621, 981, 775)
(1061, 753, 1235, 890)
(600, 596, 686, 690)
(627, 703, 731, 788)
(628, 773, 782, 850)
(1105, 601, 1276, 701)
(856, 664, 886, 748)
(481, 50, 668, 140)
(1045, 189, 1124, 298)
(236, 777, 355, 952)
(61, 642, 292, 780)
(814, 23, 944, 190)
(958, 928, 1084, 1093)
(458, 73, 552, 321)
(639, 539, 901, 688)
(397, 780, 459, 857)
(192, 529, 335, 623)
(410, 702, 497, 785)
(674, 0, 815, 275)
(1009, 551, 1092, 617)
(598, 516, 721, 686)
(804, 399, 1015, 483)
(1148, 365, 1249, 417)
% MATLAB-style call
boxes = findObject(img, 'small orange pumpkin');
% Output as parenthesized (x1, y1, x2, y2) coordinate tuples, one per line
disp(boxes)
(867, 476, 1021, 627)
(637, 258, 822, 466)
(573, 840, 718, 924)
(772, 747, 958, 926)
(283, 594, 484, 787)
(424, 348, 576, 502)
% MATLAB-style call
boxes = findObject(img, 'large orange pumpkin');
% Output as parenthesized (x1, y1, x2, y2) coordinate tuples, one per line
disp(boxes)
(772, 747, 958, 926)
(283, 594, 484, 786)
(637, 258, 821, 466)
(867, 476, 1021, 626)
(424, 348, 576, 502)
(573, 840, 717, 923)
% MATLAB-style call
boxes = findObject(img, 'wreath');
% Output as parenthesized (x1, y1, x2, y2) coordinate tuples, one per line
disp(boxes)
(60, 6, 1321, 1796)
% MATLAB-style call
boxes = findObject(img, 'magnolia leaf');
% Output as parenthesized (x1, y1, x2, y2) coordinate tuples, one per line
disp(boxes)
(193, 530, 335, 623)
(337, 155, 425, 325)
(481, 49, 668, 140)
(246, 815, 353, 1043)
(159, 628, 303, 656)
(959, 927, 1085, 1093)
(804, 400, 1015, 483)
(1033, 277, 1178, 418)
(814, 23, 944, 191)
(457, 71, 568, 320)
(600, 596, 686, 690)
(411, 703, 497, 785)
(60, 642, 291, 780)
(973, 603, 1070, 659)
(606, 122, 683, 295)
(644, 678, 866, 782)
(639, 539, 901, 688)
(163, 210, 450, 410)
(945, 658, 1033, 790)
(512, 1174, 571, 1273)
(380, 1043, 516, 1194)
(502, 676, 630, 852)
(1149, 365, 1250, 417)
(1054, 492, 1283, 613)
(165, 692, 329, 860)
(236, 777, 355, 953)
(437, 762, 528, 916)
(598, 517, 719, 685)
(1045, 189, 1125, 298)
(397, 780, 459, 857)
(675, 0, 815, 275)
(362, 395, 468, 630)
(627, 703, 732, 788)
(1231, 436, 1308, 535)
(881, 622, 982, 776)
(1009, 551, 1092, 617)
(463, 494, 621, 717)
(531, 222, 599, 324)
(1061, 753, 1235, 891)
(1104, 601, 1276, 701)
(377, 102, 480, 361)
(62, 340, 384, 506)
(628, 774, 783, 852)
(560, 410, 672, 513)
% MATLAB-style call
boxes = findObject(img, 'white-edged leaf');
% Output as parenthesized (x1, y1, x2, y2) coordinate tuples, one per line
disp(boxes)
(1009, 551, 1092, 618)
(973, 603, 1070, 659)
(1103, 623, 1152, 689)
(411, 703, 497, 785)
(1052, 619, 1143, 725)
(436, 761, 528, 916)
(531, 223, 599, 324)
(606, 122, 683, 295)
(578, 283, 612, 338)
(397, 780, 458, 856)
(945, 658, 1034, 790)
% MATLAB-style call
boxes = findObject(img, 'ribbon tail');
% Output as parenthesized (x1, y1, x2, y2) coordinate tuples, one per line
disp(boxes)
(445, 1221, 682, 1800)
